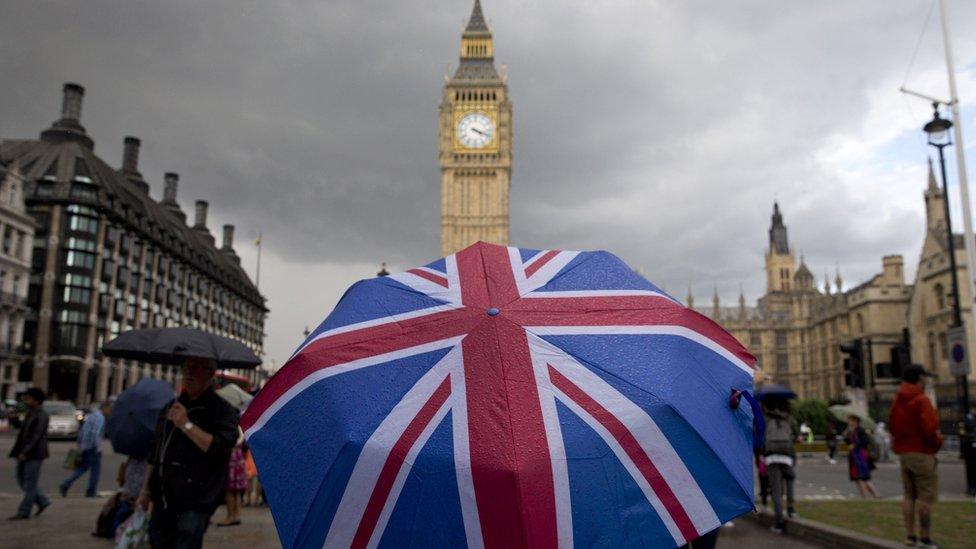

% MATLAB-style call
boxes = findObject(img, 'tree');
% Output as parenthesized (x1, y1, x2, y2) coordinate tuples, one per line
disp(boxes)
(790, 398, 832, 435)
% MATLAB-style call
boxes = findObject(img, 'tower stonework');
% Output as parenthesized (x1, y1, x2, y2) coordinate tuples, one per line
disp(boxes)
(439, 0, 512, 256)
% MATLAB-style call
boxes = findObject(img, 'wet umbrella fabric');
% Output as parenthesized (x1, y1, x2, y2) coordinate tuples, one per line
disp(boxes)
(829, 405, 877, 430)
(241, 242, 758, 548)
(754, 383, 797, 401)
(102, 327, 261, 369)
(106, 379, 174, 460)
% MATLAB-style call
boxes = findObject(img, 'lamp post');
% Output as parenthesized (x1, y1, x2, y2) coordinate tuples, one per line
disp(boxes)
(924, 102, 971, 418)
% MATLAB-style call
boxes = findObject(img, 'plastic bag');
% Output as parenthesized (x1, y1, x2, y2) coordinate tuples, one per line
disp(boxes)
(115, 509, 150, 549)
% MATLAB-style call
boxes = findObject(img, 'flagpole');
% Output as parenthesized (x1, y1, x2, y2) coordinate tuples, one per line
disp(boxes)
(938, 0, 973, 413)
(255, 233, 262, 291)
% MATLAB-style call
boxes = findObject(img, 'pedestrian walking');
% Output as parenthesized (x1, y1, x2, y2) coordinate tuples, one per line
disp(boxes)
(7, 388, 52, 520)
(243, 447, 262, 507)
(845, 415, 880, 498)
(136, 357, 238, 549)
(755, 449, 769, 510)
(799, 422, 813, 444)
(825, 422, 838, 464)
(217, 428, 247, 527)
(875, 421, 892, 463)
(60, 401, 110, 498)
(762, 398, 798, 534)
(889, 364, 942, 548)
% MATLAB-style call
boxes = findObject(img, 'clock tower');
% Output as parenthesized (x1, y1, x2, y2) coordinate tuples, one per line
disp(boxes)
(439, 0, 512, 256)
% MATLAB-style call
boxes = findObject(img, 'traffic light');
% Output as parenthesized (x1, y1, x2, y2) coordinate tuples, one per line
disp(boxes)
(888, 345, 910, 379)
(840, 339, 864, 388)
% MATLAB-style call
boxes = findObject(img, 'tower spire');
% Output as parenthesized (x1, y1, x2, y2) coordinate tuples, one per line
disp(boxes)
(738, 285, 747, 320)
(927, 157, 940, 194)
(712, 286, 720, 320)
(769, 202, 789, 254)
(465, 0, 488, 32)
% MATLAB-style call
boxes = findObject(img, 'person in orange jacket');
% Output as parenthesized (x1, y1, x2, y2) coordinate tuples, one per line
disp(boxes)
(888, 364, 942, 549)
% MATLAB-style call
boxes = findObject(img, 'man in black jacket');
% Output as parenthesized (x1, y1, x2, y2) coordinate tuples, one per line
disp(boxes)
(8, 388, 52, 520)
(137, 357, 238, 549)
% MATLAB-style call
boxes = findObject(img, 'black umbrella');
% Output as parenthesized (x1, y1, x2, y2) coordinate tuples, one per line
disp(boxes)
(102, 327, 261, 369)
(754, 383, 797, 401)
(107, 378, 174, 460)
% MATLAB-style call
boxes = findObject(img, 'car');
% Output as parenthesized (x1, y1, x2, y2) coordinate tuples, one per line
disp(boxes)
(43, 400, 81, 440)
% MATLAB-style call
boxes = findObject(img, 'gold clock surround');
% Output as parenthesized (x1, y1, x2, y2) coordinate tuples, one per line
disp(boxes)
(453, 107, 499, 152)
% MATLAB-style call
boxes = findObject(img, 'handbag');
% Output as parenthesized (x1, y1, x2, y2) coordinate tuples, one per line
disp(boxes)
(64, 448, 81, 470)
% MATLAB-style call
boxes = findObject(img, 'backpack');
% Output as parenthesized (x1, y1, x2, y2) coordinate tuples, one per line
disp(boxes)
(765, 417, 794, 455)
(867, 431, 881, 462)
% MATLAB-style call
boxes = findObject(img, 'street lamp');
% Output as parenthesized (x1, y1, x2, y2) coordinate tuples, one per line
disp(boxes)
(923, 102, 971, 419)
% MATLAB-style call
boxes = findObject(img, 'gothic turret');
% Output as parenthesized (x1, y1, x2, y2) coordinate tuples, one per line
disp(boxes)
(765, 202, 797, 293)
(769, 202, 789, 254)
(712, 287, 720, 320)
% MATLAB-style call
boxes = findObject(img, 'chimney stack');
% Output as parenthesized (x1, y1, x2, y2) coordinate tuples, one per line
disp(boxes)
(163, 173, 179, 203)
(194, 200, 209, 229)
(122, 136, 141, 173)
(222, 224, 235, 250)
(41, 83, 92, 148)
(60, 83, 85, 121)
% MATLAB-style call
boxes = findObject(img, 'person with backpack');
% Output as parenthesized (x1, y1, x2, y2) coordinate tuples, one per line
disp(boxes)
(762, 397, 798, 534)
(845, 415, 880, 498)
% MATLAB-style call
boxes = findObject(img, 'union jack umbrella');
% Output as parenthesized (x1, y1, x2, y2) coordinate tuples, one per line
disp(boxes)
(241, 242, 758, 548)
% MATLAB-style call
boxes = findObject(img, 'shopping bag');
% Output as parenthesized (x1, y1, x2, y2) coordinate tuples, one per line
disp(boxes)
(63, 448, 80, 470)
(115, 509, 150, 549)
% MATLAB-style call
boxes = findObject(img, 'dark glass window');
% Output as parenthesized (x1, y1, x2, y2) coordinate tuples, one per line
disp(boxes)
(69, 183, 97, 201)
(65, 250, 95, 269)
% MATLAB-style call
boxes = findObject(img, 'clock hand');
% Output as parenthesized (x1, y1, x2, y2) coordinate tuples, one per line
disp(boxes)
(471, 127, 486, 136)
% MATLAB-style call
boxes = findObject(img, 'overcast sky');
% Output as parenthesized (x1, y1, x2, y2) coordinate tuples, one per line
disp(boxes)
(2, 0, 975, 368)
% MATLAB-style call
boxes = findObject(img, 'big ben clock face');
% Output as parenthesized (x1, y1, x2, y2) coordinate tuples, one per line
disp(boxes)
(457, 112, 495, 149)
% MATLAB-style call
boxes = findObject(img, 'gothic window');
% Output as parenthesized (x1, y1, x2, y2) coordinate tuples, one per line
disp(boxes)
(933, 283, 945, 310)
(856, 313, 864, 334)
(775, 330, 787, 348)
(938, 331, 948, 360)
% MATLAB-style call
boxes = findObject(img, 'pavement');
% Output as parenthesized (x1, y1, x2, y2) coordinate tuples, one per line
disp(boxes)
(1, 433, 967, 547)
(0, 437, 126, 499)
(1, 496, 278, 549)
(0, 496, 819, 549)
(784, 453, 970, 501)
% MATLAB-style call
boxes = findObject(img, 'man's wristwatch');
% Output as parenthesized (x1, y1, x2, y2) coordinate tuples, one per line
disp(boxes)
(183, 421, 194, 433)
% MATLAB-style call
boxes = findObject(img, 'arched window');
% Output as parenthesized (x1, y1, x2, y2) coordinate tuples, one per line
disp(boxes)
(856, 313, 864, 334)
(934, 283, 945, 310)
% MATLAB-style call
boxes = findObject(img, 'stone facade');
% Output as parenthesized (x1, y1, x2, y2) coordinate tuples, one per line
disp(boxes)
(439, 0, 512, 256)
(693, 203, 912, 411)
(0, 83, 268, 405)
(0, 165, 35, 400)
(906, 162, 976, 423)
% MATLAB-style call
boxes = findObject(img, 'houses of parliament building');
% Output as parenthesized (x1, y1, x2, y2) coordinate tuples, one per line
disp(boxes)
(696, 165, 975, 420)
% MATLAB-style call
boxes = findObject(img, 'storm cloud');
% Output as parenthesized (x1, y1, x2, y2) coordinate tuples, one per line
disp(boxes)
(2, 0, 975, 365)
